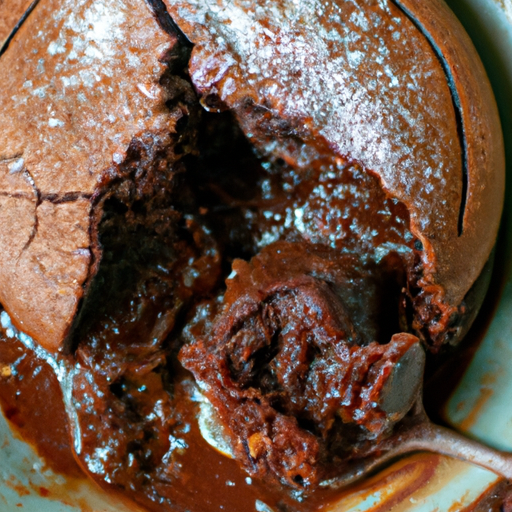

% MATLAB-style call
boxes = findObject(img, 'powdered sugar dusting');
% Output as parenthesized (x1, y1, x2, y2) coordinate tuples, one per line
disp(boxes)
(0, 0, 177, 349)
(3, 0, 173, 196)
(165, 0, 462, 258)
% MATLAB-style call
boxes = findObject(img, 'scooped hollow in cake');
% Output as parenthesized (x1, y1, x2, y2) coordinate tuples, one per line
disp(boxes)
(0, 0, 506, 510)
(164, 0, 505, 348)
(0, 0, 205, 353)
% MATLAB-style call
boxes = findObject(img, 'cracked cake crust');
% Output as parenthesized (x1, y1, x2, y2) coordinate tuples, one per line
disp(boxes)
(163, 0, 505, 313)
(0, 0, 508, 509)
(0, 0, 187, 352)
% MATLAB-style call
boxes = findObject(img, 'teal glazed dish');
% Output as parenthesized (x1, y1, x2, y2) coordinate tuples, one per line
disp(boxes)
(0, 0, 511, 510)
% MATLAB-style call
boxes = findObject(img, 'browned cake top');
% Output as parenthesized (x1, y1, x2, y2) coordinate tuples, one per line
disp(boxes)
(0, 0, 504, 353)
(0, 0, 33, 44)
(0, 0, 177, 351)
(164, 0, 504, 308)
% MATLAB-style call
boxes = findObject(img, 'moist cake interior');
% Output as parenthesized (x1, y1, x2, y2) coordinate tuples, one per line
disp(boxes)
(0, 48, 450, 512)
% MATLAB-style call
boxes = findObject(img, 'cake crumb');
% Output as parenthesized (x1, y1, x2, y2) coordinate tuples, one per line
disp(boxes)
(0, 365, 12, 378)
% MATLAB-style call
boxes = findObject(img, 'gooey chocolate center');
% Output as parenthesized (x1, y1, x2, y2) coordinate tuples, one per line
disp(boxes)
(180, 242, 421, 488)
(0, 68, 446, 511)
